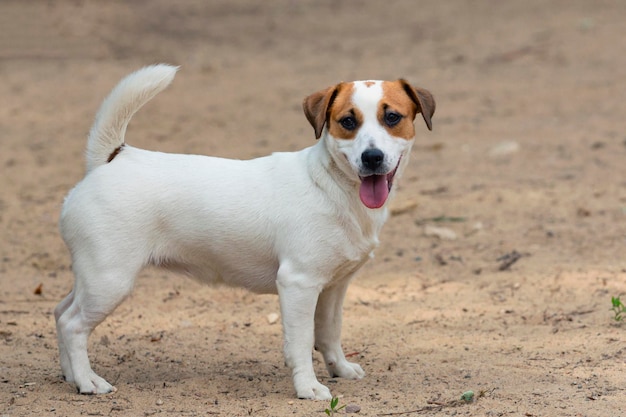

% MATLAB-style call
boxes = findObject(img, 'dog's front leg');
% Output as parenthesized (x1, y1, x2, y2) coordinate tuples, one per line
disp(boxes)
(315, 278, 365, 380)
(277, 266, 331, 400)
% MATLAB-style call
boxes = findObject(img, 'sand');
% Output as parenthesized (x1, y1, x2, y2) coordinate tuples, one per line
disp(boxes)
(1, 1, 624, 416)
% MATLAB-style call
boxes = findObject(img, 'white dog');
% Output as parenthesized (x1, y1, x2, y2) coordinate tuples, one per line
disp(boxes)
(54, 65, 434, 400)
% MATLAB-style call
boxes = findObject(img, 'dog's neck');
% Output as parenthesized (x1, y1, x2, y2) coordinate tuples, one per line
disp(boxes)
(306, 138, 390, 238)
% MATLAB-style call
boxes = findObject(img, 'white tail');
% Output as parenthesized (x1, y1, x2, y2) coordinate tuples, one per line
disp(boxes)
(85, 64, 178, 173)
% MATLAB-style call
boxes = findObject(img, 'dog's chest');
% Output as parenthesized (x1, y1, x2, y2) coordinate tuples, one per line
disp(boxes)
(331, 246, 376, 282)
(324, 219, 381, 282)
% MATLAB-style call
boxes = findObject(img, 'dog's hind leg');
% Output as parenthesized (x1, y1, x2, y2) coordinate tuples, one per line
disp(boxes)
(314, 278, 365, 380)
(55, 258, 140, 394)
(54, 290, 76, 383)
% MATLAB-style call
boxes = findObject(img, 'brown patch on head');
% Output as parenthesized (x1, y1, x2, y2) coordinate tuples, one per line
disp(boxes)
(303, 80, 434, 140)
(377, 80, 435, 137)
(326, 83, 362, 140)
(398, 79, 435, 131)
(303, 85, 339, 139)
(303, 82, 361, 140)
(379, 81, 421, 139)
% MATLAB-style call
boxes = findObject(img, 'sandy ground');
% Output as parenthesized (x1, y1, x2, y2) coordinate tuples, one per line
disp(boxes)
(1, 1, 625, 416)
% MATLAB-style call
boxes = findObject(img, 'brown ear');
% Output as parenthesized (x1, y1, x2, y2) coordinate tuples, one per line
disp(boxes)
(302, 84, 340, 139)
(399, 79, 435, 131)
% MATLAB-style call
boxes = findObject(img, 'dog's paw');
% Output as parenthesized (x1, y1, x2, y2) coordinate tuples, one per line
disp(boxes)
(328, 360, 365, 380)
(295, 380, 332, 400)
(76, 372, 117, 395)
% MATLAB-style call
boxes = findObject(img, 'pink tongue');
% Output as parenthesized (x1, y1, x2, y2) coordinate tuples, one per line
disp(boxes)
(359, 175, 389, 209)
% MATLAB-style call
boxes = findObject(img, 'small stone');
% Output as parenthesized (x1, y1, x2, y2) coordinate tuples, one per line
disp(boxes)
(99, 335, 110, 347)
(579, 17, 594, 31)
(156, 399, 163, 406)
(390, 200, 418, 216)
(33, 283, 43, 295)
(424, 225, 457, 240)
(489, 140, 520, 158)
(267, 313, 279, 325)
(345, 404, 361, 413)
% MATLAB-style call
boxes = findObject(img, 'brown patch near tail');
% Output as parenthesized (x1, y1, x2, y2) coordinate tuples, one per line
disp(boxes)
(107, 144, 125, 163)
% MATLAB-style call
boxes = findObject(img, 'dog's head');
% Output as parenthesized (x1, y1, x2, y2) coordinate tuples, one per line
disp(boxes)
(303, 80, 435, 209)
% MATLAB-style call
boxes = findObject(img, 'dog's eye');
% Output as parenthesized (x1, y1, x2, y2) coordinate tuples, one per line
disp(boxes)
(384, 112, 403, 127)
(339, 116, 357, 130)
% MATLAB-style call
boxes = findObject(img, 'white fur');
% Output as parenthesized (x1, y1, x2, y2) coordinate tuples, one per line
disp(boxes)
(54, 65, 421, 400)
(85, 65, 178, 172)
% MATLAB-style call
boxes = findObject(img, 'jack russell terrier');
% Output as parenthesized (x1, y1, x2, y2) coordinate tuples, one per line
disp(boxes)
(54, 65, 435, 400)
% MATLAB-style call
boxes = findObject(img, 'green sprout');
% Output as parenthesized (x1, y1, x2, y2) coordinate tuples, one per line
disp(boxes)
(611, 296, 626, 321)
(324, 397, 346, 416)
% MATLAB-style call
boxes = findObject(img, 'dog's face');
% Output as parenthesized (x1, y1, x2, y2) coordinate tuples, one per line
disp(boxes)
(303, 80, 435, 209)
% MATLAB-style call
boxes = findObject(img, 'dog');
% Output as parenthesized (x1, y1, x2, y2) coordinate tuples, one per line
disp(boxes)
(54, 64, 435, 400)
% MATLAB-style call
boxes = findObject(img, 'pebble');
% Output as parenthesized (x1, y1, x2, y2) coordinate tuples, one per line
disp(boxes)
(345, 404, 361, 413)
(489, 140, 520, 158)
(156, 399, 163, 406)
(390, 200, 418, 216)
(424, 225, 457, 240)
(267, 313, 279, 325)
(99, 335, 110, 347)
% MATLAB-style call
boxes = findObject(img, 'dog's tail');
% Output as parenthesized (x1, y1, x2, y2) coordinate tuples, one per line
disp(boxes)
(85, 64, 178, 173)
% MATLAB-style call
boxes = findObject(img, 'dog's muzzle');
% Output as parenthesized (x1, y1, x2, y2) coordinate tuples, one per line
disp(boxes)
(358, 149, 399, 209)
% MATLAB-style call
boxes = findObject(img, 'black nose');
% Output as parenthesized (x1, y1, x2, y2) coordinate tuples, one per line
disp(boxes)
(361, 148, 384, 171)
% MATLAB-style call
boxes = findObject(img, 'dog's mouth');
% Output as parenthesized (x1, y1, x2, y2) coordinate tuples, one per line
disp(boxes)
(358, 159, 400, 209)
